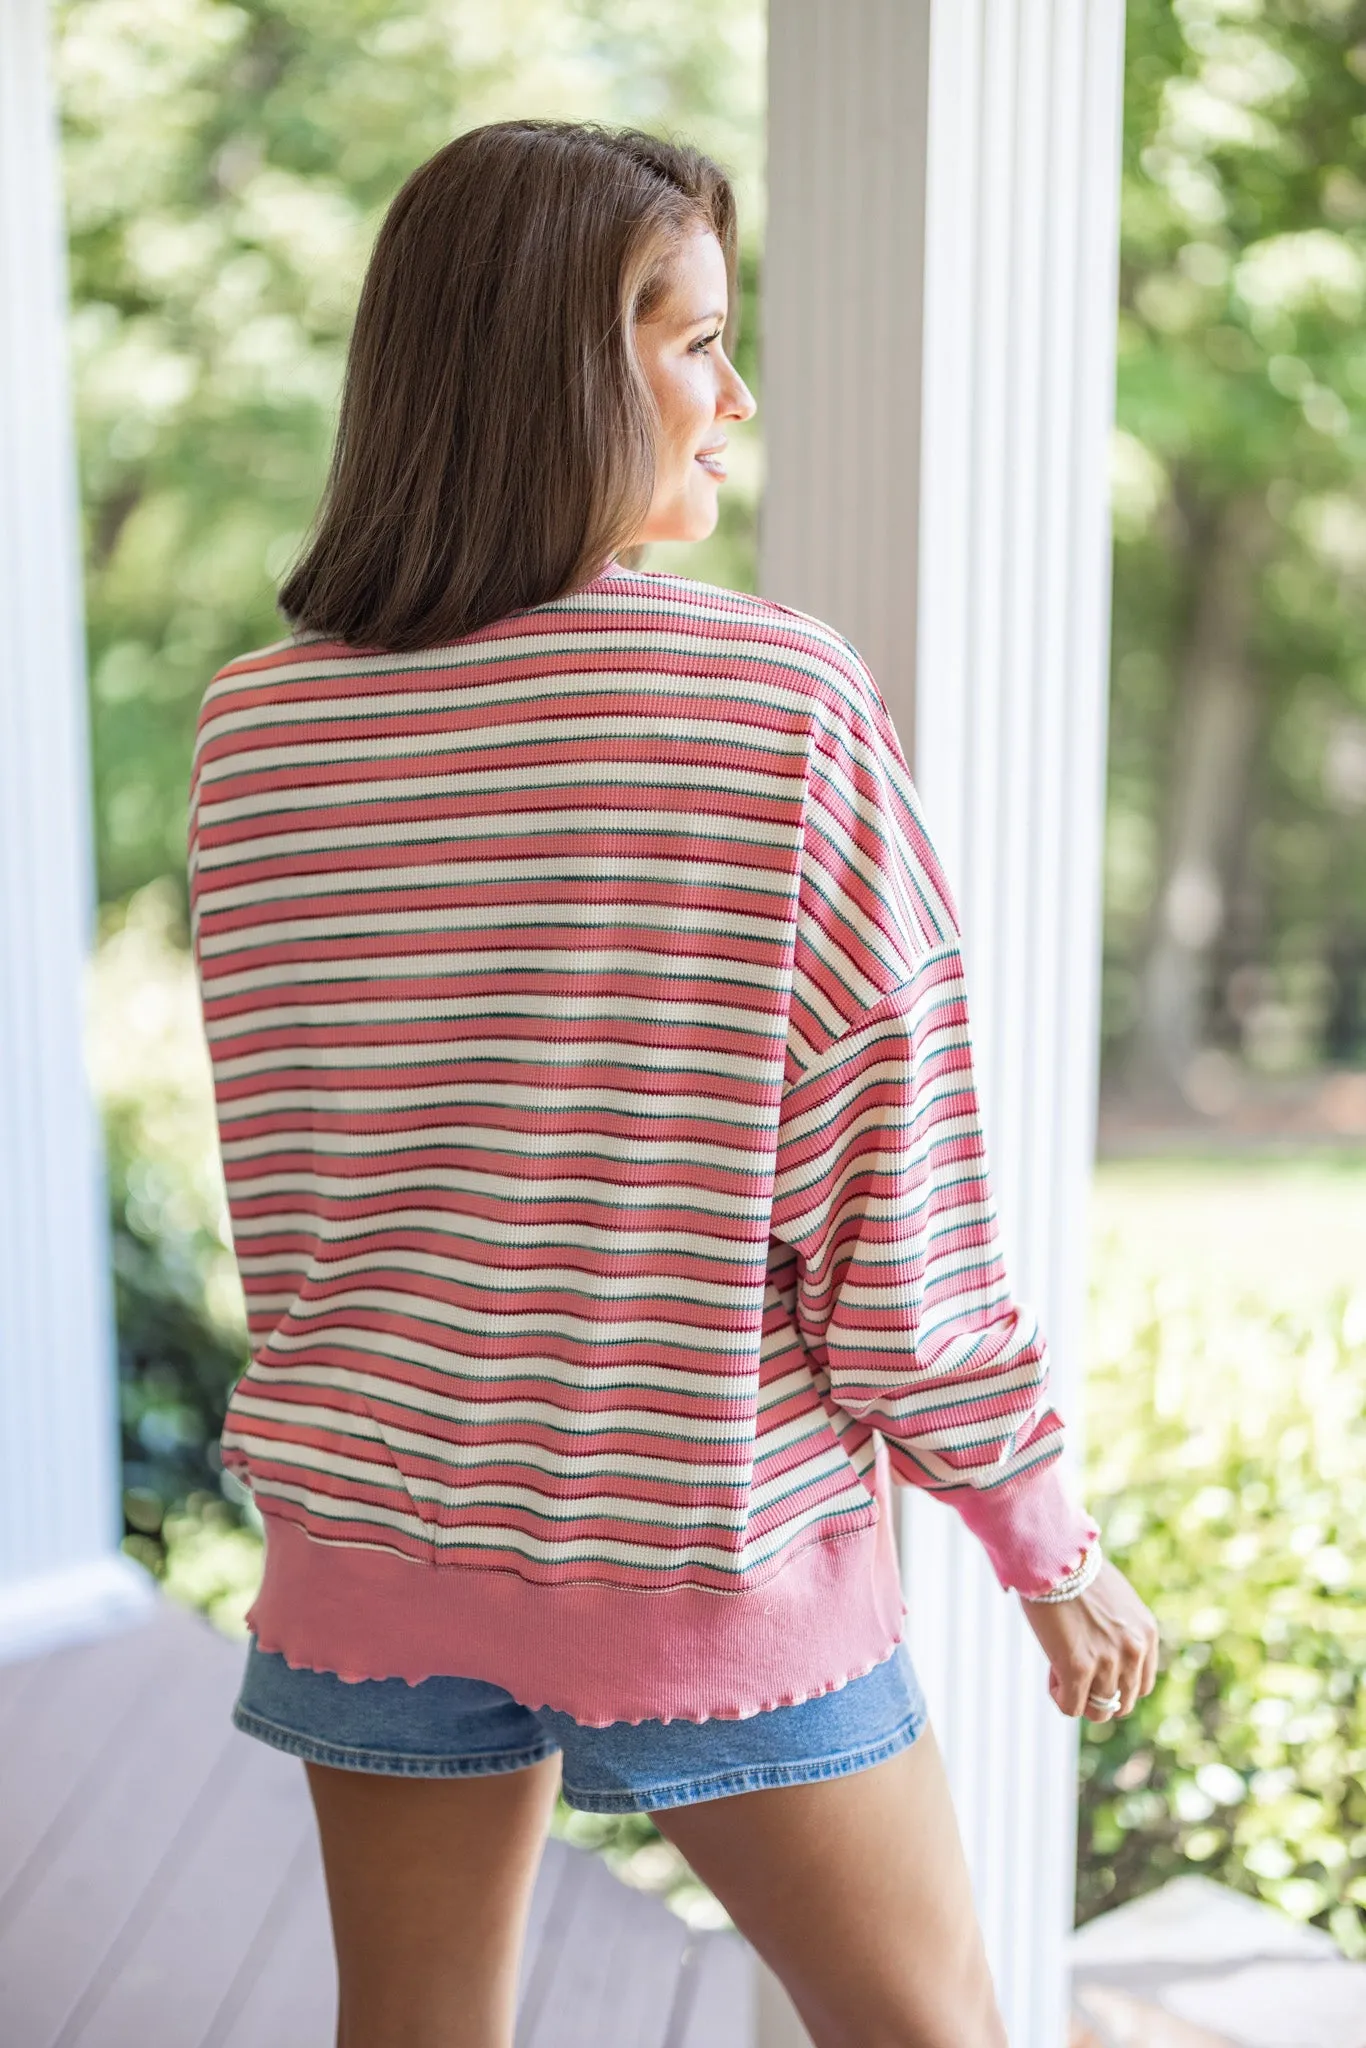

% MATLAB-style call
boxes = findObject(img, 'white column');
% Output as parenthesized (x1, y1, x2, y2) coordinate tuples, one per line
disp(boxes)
(763, 4, 1125, 2042)
(0, 0, 154, 1659)
(761, 0, 930, 722)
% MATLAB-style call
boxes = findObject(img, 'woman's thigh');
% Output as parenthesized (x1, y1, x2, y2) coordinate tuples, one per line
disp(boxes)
(655, 1720, 1007, 2048)
(304, 1752, 561, 2048)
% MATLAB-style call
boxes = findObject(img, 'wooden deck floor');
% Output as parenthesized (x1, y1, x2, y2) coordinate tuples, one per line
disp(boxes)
(0, 1595, 751, 2048)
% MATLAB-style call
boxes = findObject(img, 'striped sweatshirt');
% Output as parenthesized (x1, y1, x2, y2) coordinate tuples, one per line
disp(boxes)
(188, 563, 1098, 1725)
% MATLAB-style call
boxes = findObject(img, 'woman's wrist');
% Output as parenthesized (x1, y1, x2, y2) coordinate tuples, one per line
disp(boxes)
(1021, 1538, 1104, 1604)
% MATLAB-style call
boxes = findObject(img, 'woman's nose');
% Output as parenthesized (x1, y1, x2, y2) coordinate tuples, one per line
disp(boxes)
(724, 368, 757, 423)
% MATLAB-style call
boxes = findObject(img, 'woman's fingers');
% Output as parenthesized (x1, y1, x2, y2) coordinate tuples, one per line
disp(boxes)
(1054, 1644, 1121, 1721)
(1094, 1633, 1138, 1721)
(1019, 1560, 1161, 1723)
(1087, 1619, 1158, 1722)
(1048, 1652, 1094, 1720)
(1082, 1652, 1124, 1723)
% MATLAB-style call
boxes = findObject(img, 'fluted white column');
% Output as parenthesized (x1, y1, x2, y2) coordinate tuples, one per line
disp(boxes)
(763, 4, 1124, 2041)
(761, 0, 930, 722)
(0, 0, 154, 1657)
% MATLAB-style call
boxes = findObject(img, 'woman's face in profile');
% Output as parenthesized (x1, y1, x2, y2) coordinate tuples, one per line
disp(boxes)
(632, 225, 756, 547)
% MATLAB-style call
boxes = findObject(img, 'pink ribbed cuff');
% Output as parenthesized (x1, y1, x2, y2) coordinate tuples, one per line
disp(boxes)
(905, 1458, 1100, 1598)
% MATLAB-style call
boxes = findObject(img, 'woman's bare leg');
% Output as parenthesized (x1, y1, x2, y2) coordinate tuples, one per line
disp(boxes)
(305, 1754, 561, 2048)
(655, 1721, 1006, 2048)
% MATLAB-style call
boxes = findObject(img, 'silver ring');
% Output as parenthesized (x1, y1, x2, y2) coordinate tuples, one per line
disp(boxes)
(1087, 1690, 1122, 1714)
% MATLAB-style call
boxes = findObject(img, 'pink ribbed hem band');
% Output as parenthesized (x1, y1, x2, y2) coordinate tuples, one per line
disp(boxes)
(244, 1504, 908, 1728)
(946, 1461, 1101, 1597)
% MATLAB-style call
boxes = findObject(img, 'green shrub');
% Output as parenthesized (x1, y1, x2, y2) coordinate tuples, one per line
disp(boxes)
(111, 1109, 248, 1514)
(93, 885, 254, 1582)
(1078, 1194, 1366, 1956)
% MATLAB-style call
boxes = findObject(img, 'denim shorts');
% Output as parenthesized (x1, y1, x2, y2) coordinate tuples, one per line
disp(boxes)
(232, 1639, 929, 1815)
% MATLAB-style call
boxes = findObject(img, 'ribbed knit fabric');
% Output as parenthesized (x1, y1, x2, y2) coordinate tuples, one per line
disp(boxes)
(188, 563, 1098, 1724)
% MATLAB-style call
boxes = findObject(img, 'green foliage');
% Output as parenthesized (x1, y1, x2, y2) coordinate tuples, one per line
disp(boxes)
(1078, 1449, 1366, 1952)
(1108, 0, 1366, 1075)
(1077, 1158, 1366, 1954)
(114, 1138, 248, 1542)
(58, 0, 763, 914)
(551, 1806, 727, 1928)
(93, 883, 253, 1574)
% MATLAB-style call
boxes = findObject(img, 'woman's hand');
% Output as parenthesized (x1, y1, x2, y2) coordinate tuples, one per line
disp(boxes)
(1018, 1560, 1160, 1722)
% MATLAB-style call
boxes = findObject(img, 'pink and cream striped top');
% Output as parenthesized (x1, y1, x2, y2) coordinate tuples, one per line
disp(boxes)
(188, 562, 1098, 1725)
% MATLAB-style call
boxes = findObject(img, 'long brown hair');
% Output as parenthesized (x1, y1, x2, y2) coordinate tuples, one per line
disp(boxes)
(279, 121, 738, 652)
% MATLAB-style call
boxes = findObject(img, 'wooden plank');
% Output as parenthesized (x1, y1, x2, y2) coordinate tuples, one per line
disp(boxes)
(65, 1736, 315, 2048)
(210, 1809, 586, 2039)
(209, 1833, 337, 2048)
(215, 1793, 581, 2043)
(0, 1646, 49, 1745)
(594, 1881, 689, 2048)
(669, 1933, 753, 2048)
(0, 1605, 189, 1904)
(215, 1827, 694, 2048)
(0, 1611, 246, 2046)
(517, 1846, 687, 2048)
(0, 1601, 746, 2048)
(517, 1835, 573, 2000)
(516, 1836, 586, 2042)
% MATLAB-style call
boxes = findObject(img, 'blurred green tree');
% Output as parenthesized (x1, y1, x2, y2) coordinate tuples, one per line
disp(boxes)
(57, 0, 763, 919)
(63, 1, 1366, 1108)
(1109, 0, 1366, 1101)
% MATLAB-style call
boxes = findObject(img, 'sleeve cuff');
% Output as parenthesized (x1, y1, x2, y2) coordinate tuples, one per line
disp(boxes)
(929, 1458, 1100, 1598)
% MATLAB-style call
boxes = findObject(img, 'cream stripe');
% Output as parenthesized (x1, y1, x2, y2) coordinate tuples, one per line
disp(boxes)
(227, 1209, 751, 1262)
(212, 1083, 772, 1124)
(211, 1036, 773, 1083)
(237, 1464, 865, 1574)
(193, 811, 792, 869)
(223, 1165, 769, 1219)
(204, 992, 782, 1040)
(220, 1122, 766, 1172)
(235, 1353, 751, 1407)
(263, 1285, 758, 1355)
(196, 901, 789, 954)
(198, 733, 802, 792)
(203, 945, 779, 1002)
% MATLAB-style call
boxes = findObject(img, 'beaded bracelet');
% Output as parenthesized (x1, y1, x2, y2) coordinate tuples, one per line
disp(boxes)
(1026, 1539, 1104, 1603)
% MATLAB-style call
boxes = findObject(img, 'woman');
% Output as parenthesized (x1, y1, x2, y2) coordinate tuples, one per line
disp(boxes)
(189, 121, 1159, 2048)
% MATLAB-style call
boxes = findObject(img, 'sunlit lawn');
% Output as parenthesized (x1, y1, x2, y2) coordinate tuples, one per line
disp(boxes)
(1088, 1151, 1366, 1316)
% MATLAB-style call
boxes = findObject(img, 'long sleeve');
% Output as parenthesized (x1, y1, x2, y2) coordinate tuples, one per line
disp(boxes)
(769, 636, 1098, 1597)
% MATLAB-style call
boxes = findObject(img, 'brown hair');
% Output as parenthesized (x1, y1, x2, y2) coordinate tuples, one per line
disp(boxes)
(279, 120, 738, 651)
